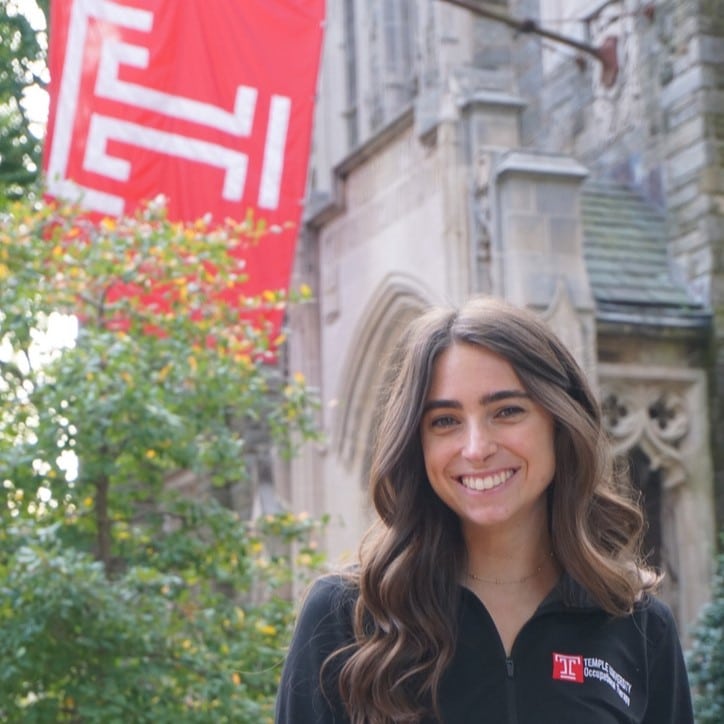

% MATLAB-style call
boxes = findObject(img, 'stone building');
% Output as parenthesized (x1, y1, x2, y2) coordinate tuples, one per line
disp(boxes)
(277, 0, 723, 637)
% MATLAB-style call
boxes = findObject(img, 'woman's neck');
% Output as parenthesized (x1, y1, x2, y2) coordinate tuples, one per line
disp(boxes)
(462, 518, 553, 585)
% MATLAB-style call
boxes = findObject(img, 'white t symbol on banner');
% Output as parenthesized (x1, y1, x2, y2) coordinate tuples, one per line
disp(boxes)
(47, 0, 291, 216)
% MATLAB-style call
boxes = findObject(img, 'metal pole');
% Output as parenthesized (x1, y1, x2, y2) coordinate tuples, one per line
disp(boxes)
(436, 0, 619, 87)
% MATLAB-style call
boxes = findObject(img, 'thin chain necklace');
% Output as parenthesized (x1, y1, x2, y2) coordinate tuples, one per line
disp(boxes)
(467, 551, 554, 585)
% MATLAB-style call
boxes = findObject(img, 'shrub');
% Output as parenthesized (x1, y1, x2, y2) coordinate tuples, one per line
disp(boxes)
(0, 195, 323, 721)
(687, 542, 724, 724)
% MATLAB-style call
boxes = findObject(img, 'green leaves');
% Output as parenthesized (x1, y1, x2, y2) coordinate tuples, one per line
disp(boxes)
(687, 540, 724, 723)
(0, 0, 48, 204)
(0, 195, 323, 720)
(0, 513, 322, 722)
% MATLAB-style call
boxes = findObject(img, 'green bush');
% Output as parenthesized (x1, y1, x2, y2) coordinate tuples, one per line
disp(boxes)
(0, 196, 323, 721)
(0, 511, 324, 722)
(687, 542, 724, 724)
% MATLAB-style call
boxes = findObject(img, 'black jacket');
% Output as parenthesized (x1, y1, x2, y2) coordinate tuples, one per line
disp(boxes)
(275, 574, 694, 723)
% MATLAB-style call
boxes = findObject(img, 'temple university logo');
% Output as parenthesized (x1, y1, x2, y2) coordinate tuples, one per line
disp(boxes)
(552, 653, 633, 707)
(552, 653, 584, 683)
(44, 0, 325, 314)
(46, 0, 289, 217)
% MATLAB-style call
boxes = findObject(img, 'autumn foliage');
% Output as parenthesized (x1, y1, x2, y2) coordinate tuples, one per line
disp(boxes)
(0, 196, 323, 721)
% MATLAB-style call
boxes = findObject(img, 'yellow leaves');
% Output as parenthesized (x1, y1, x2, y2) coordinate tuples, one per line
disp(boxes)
(231, 672, 242, 686)
(234, 607, 246, 626)
(193, 215, 210, 231)
(255, 621, 277, 637)
(156, 363, 173, 382)
(187, 355, 198, 373)
(264, 291, 288, 309)
(0, 263, 8, 280)
(83, 496, 93, 508)
(234, 353, 252, 369)
(120, 371, 133, 385)
(145, 449, 157, 460)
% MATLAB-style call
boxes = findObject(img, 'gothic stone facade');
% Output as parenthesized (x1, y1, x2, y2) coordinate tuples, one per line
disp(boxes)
(277, 0, 723, 638)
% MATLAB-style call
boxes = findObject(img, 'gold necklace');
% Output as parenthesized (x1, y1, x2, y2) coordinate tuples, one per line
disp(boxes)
(467, 551, 554, 585)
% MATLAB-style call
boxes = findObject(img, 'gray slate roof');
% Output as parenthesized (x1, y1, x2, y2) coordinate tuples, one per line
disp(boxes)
(581, 180, 709, 327)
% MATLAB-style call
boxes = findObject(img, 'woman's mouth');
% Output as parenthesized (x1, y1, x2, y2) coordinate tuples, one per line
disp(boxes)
(459, 469, 515, 491)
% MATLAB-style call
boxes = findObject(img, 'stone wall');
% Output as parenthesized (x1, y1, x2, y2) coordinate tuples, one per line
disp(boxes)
(659, 0, 724, 531)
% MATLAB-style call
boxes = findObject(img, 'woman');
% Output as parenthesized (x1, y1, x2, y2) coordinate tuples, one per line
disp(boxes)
(276, 296, 694, 723)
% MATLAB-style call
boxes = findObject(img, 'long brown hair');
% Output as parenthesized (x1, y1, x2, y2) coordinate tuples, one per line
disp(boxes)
(330, 296, 656, 723)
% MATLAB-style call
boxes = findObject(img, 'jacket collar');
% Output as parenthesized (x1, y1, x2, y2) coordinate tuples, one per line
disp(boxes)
(540, 572, 602, 611)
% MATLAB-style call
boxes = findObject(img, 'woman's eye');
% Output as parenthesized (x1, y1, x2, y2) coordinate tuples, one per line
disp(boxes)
(496, 405, 525, 419)
(430, 415, 458, 428)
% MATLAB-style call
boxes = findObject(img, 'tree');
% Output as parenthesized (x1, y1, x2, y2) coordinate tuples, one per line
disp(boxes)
(0, 0, 48, 204)
(0, 195, 323, 721)
(687, 540, 724, 724)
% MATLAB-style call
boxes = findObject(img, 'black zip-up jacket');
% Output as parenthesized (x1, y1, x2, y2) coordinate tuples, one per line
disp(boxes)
(275, 574, 694, 723)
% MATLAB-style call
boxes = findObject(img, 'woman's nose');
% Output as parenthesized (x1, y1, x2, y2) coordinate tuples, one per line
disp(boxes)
(462, 424, 496, 460)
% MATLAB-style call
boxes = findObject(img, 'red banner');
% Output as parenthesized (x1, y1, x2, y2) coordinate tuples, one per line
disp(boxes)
(43, 0, 325, 317)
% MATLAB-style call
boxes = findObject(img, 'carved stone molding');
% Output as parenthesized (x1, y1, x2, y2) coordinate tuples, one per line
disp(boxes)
(600, 380, 690, 489)
(333, 275, 435, 469)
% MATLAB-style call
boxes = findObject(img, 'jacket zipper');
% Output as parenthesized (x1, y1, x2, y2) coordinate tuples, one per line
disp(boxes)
(505, 657, 518, 724)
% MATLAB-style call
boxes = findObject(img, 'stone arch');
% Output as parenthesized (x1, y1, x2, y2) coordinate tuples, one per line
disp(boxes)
(333, 274, 438, 481)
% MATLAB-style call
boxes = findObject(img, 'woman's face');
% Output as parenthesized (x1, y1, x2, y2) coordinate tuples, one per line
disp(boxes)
(420, 343, 556, 539)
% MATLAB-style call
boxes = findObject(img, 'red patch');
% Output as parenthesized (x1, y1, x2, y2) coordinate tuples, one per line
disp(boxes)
(552, 653, 584, 683)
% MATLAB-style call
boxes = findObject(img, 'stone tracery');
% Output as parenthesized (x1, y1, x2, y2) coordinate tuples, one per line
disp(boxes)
(601, 384, 689, 489)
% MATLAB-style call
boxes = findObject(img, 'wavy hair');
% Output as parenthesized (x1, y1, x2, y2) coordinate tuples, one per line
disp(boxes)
(329, 296, 656, 723)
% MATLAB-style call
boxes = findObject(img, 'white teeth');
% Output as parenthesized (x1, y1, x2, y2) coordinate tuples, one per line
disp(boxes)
(460, 470, 514, 491)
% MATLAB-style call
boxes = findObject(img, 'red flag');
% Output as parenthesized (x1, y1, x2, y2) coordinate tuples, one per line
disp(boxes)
(43, 0, 325, 319)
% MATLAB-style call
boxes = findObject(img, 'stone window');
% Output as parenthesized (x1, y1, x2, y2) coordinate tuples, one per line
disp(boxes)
(380, 0, 418, 119)
(343, 0, 360, 149)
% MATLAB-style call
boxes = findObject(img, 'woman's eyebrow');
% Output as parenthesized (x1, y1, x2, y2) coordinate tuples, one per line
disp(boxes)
(480, 390, 530, 405)
(422, 399, 462, 414)
(422, 389, 530, 414)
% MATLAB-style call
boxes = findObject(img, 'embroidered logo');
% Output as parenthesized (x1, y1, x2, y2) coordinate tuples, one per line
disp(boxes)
(552, 653, 584, 682)
(552, 653, 632, 707)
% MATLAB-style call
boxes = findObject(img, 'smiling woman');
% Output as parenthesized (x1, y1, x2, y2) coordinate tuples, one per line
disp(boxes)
(420, 343, 556, 571)
(276, 295, 695, 724)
